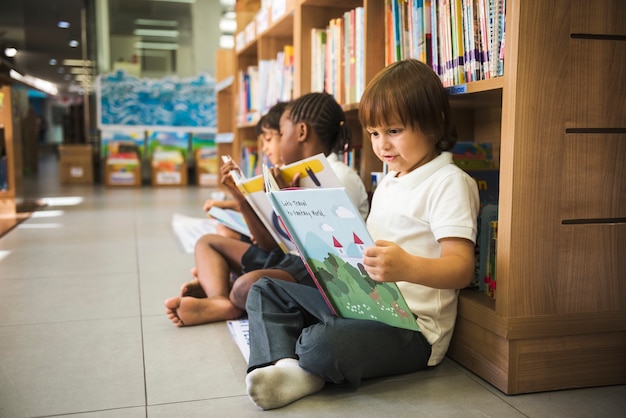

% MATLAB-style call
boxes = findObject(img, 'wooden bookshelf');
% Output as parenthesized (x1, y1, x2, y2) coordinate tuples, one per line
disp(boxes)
(226, 0, 626, 394)
(446, 0, 626, 394)
(215, 48, 236, 186)
(0, 84, 23, 216)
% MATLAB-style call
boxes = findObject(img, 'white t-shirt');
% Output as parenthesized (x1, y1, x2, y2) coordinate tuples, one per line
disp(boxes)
(366, 151, 479, 366)
(327, 152, 370, 220)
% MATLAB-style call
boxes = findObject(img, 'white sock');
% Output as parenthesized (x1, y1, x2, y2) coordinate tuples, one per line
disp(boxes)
(246, 358, 325, 410)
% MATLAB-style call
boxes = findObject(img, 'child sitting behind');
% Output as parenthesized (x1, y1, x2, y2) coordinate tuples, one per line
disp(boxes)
(244, 59, 480, 410)
(164, 93, 368, 327)
(202, 103, 288, 240)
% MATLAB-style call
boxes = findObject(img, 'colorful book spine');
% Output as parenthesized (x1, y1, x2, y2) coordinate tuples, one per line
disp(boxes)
(484, 219, 498, 299)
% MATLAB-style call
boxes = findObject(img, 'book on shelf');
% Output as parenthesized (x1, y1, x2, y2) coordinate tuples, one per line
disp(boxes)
(207, 206, 251, 238)
(263, 165, 420, 332)
(240, 145, 259, 178)
(228, 153, 344, 254)
(383, 0, 505, 85)
(484, 217, 498, 299)
(452, 141, 499, 208)
(474, 203, 498, 292)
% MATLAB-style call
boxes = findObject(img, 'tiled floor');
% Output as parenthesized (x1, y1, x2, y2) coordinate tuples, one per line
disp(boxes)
(1, 151, 624, 417)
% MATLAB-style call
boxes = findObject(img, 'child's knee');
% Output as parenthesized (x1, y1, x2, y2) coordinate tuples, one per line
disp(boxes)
(230, 278, 252, 309)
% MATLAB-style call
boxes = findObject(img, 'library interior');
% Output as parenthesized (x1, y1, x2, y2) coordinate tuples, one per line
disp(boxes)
(0, 0, 624, 416)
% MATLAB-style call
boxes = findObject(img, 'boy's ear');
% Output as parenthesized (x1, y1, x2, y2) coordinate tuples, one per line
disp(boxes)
(296, 121, 308, 143)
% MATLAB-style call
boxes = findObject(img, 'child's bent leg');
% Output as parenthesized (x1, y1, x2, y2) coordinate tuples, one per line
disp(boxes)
(193, 233, 249, 298)
(246, 278, 332, 369)
(164, 234, 250, 326)
(297, 318, 432, 385)
(230, 269, 297, 310)
(245, 278, 332, 408)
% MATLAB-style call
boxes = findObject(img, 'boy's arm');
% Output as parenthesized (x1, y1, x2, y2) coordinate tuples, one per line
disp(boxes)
(362, 238, 475, 289)
(220, 161, 278, 251)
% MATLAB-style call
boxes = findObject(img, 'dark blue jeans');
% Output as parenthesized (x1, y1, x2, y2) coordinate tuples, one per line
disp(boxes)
(246, 278, 432, 386)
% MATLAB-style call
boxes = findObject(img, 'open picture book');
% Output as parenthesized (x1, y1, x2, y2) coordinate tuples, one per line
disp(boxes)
(207, 206, 251, 238)
(226, 153, 343, 253)
(263, 165, 420, 332)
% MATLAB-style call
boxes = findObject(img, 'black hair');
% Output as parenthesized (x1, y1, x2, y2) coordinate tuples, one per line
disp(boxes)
(286, 92, 351, 154)
(261, 101, 289, 132)
(255, 115, 265, 137)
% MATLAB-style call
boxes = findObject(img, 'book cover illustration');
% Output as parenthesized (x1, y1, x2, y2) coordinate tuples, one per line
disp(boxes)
(207, 206, 251, 238)
(230, 153, 343, 253)
(265, 181, 419, 332)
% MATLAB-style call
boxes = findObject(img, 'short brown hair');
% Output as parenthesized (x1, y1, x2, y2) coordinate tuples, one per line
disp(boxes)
(358, 59, 457, 151)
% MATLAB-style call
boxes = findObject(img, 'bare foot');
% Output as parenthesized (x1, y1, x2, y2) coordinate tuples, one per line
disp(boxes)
(164, 296, 244, 327)
(179, 268, 206, 298)
(180, 280, 206, 298)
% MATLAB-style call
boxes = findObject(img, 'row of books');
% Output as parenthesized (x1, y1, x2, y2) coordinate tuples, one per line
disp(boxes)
(311, 7, 365, 105)
(452, 141, 499, 299)
(237, 45, 294, 126)
(0, 156, 7, 191)
(240, 145, 260, 178)
(385, 0, 506, 87)
(336, 145, 362, 171)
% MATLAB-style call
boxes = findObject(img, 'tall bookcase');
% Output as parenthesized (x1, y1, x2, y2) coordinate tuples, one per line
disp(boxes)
(215, 48, 237, 185)
(446, 0, 626, 394)
(0, 84, 23, 216)
(228, 0, 626, 394)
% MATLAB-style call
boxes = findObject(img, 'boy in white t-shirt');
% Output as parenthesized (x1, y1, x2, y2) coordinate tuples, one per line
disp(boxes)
(244, 59, 480, 410)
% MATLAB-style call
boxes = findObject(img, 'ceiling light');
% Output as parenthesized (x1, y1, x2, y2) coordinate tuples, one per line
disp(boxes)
(134, 18, 178, 27)
(133, 29, 179, 37)
(135, 50, 168, 58)
(149, 0, 195, 3)
(58, 21, 70, 28)
(10, 70, 58, 96)
(219, 35, 234, 49)
(49, 58, 57, 65)
(69, 40, 79, 47)
(63, 59, 93, 66)
(135, 42, 179, 50)
(219, 17, 236, 34)
(70, 67, 92, 75)
(4, 47, 17, 57)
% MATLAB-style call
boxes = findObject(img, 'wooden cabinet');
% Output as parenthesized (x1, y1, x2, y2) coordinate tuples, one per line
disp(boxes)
(226, 0, 626, 394)
(446, 0, 626, 394)
(215, 48, 237, 185)
(0, 84, 23, 216)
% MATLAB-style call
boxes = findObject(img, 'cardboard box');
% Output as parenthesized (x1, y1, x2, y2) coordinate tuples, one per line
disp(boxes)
(195, 148, 219, 187)
(151, 163, 188, 186)
(105, 158, 141, 187)
(151, 150, 187, 186)
(59, 145, 93, 184)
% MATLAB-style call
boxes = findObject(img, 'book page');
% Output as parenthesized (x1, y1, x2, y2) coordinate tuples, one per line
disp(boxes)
(267, 187, 419, 332)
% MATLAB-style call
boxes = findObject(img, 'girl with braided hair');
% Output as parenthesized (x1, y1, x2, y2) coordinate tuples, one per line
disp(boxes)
(165, 92, 368, 327)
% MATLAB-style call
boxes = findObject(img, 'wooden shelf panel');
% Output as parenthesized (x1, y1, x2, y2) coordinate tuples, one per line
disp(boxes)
(221, 0, 626, 395)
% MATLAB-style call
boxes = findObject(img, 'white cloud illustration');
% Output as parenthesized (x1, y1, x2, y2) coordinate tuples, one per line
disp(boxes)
(320, 223, 335, 232)
(334, 205, 356, 219)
